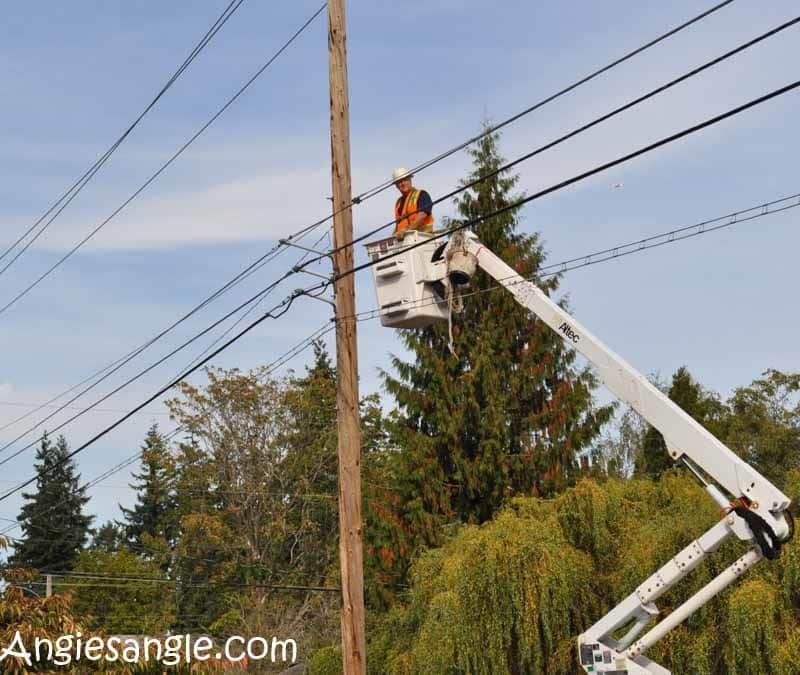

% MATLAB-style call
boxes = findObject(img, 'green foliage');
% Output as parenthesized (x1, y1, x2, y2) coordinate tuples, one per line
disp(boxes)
(624, 367, 799, 490)
(278, 343, 340, 585)
(119, 424, 176, 563)
(722, 579, 779, 675)
(65, 548, 175, 635)
(308, 645, 343, 675)
(372, 495, 594, 674)
(10, 433, 93, 571)
(377, 125, 612, 585)
(370, 476, 800, 674)
(720, 369, 800, 489)
(91, 520, 124, 553)
(636, 367, 725, 479)
(165, 349, 371, 649)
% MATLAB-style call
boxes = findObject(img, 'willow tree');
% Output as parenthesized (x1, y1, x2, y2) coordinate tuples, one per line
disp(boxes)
(363, 471, 800, 675)
(380, 127, 612, 567)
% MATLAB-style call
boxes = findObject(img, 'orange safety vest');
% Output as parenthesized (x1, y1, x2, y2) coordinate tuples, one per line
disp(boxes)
(394, 189, 434, 235)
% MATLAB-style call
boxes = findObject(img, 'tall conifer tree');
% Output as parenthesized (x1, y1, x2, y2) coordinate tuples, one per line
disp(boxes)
(119, 424, 176, 553)
(10, 434, 93, 570)
(383, 127, 612, 534)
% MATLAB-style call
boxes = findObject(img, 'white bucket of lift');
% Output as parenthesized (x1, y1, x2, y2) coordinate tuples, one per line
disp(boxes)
(364, 231, 449, 328)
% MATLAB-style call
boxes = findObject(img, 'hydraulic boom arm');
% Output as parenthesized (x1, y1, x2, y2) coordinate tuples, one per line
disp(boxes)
(440, 231, 792, 675)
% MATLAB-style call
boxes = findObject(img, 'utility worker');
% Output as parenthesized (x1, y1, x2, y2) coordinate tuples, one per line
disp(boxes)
(392, 167, 434, 238)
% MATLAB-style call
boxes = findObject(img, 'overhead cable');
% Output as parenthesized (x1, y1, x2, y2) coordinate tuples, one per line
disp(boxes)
(0, 325, 328, 544)
(309, 15, 800, 267)
(335, 79, 800, 282)
(0, 272, 305, 465)
(0, 2, 744, 435)
(0, 305, 328, 503)
(276, 0, 739, 238)
(351, 192, 800, 322)
(0, 3, 326, 319)
(3, 74, 797, 505)
(0, 0, 247, 275)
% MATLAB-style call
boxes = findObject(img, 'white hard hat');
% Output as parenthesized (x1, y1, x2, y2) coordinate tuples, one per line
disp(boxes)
(392, 167, 412, 182)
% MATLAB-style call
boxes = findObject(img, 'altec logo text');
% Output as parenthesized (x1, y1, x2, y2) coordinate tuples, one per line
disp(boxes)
(558, 322, 580, 343)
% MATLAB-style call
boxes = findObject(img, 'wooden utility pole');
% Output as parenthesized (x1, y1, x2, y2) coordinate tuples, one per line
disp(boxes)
(327, 0, 366, 672)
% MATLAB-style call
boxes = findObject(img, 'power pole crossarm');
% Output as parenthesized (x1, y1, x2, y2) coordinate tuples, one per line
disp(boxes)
(327, 1, 367, 672)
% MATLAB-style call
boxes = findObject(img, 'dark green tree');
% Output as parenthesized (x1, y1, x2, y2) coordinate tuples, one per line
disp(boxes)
(635, 366, 725, 479)
(379, 127, 613, 576)
(10, 434, 93, 571)
(91, 520, 124, 553)
(119, 424, 176, 556)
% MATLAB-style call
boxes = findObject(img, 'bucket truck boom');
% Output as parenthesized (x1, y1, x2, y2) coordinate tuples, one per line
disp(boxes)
(366, 229, 792, 675)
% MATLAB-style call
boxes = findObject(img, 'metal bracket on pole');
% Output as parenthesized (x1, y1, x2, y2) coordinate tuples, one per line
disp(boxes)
(295, 288, 336, 312)
(293, 266, 333, 282)
(280, 237, 332, 259)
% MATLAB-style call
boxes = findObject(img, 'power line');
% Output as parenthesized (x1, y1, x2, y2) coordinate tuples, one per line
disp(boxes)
(349, 1, 737, 206)
(0, 278, 292, 466)
(351, 192, 800, 323)
(0, 326, 326, 541)
(0, 401, 169, 417)
(270, 0, 739, 243)
(0, 214, 322, 438)
(10, 8, 780, 458)
(0, 3, 735, 460)
(0, 3, 738, 440)
(3, 73, 796, 506)
(0, 257, 294, 460)
(0, 322, 329, 523)
(337, 78, 800, 283)
(0, 4, 332, 459)
(0, 230, 332, 464)
(308, 15, 800, 266)
(0, 430, 183, 540)
(174, 228, 333, 379)
(0, 236, 306, 441)
(30, 574, 340, 593)
(0, 3, 326, 320)
(0, 0, 247, 276)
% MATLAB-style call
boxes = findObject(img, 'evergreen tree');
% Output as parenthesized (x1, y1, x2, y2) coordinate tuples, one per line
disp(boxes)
(91, 521, 124, 553)
(380, 127, 613, 560)
(119, 424, 176, 554)
(10, 434, 93, 570)
(635, 366, 725, 479)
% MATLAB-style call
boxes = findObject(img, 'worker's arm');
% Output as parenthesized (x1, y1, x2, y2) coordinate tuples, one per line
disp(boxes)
(395, 210, 430, 239)
(408, 211, 429, 229)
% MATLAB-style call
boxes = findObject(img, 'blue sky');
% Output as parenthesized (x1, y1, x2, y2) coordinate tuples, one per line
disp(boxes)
(0, 0, 798, 533)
